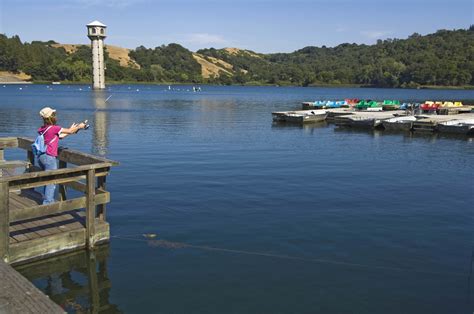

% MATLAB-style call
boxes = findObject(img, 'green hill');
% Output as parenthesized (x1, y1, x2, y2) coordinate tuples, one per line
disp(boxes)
(1, 26, 473, 87)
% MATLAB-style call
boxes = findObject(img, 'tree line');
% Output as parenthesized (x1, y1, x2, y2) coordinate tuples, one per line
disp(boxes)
(0, 26, 473, 87)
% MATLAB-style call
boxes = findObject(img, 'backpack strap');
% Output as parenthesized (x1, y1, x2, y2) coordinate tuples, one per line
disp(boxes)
(41, 125, 57, 145)
(41, 125, 53, 136)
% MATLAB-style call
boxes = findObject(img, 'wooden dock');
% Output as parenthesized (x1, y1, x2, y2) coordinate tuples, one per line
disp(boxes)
(0, 137, 118, 265)
(0, 259, 64, 313)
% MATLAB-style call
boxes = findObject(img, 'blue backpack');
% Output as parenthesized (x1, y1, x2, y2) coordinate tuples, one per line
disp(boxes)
(32, 126, 56, 156)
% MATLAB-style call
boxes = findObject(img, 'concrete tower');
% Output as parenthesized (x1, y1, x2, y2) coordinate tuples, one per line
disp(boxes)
(87, 20, 107, 90)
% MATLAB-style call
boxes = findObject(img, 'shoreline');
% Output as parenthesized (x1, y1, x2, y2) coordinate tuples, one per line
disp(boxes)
(23, 81, 474, 90)
(0, 81, 33, 85)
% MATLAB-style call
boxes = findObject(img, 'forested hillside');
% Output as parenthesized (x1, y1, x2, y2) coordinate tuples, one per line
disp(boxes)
(0, 27, 473, 87)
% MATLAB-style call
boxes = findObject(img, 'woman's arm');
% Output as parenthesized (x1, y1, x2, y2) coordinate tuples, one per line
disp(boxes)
(59, 123, 86, 139)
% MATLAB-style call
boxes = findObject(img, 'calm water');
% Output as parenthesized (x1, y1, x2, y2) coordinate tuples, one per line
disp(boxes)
(1, 84, 474, 313)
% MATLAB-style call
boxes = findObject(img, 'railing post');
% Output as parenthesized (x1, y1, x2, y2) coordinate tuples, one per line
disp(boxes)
(26, 150, 34, 167)
(0, 148, 3, 178)
(86, 169, 96, 249)
(58, 160, 67, 201)
(97, 176, 106, 221)
(0, 182, 9, 263)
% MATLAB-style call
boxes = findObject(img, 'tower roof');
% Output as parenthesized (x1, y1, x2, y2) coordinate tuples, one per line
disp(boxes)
(87, 20, 107, 27)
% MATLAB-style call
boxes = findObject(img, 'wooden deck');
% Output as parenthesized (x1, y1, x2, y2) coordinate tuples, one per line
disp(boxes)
(0, 137, 117, 265)
(0, 259, 64, 313)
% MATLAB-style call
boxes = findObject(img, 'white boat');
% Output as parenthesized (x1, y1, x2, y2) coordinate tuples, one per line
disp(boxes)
(366, 107, 383, 112)
(382, 116, 418, 131)
(51, 81, 61, 85)
(272, 110, 328, 124)
(437, 119, 474, 134)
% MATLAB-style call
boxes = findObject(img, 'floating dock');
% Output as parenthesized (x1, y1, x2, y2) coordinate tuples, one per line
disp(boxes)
(0, 137, 118, 265)
(272, 108, 474, 134)
(272, 109, 328, 123)
(333, 110, 407, 128)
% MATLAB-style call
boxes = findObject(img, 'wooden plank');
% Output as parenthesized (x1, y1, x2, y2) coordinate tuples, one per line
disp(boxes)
(10, 222, 38, 241)
(58, 160, 67, 201)
(0, 260, 65, 313)
(39, 217, 64, 235)
(9, 194, 26, 211)
(63, 180, 87, 192)
(4, 169, 110, 190)
(19, 189, 43, 203)
(97, 176, 107, 221)
(11, 233, 30, 243)
(59, 148, 119, 166)
(15, 221, 43, 240)
(0, 182, 9, 262)
(10, 191, 109, 223)
(86, 169, 96, 248)
(27, 150, 35, 168)
(9, 228, 86, 265)
(0, 137, 18, 149)
(17, 137, 118, 166)
(9, 221, 109, 265)
(10, 191, 41, 208)
(0, 160, 29, 169)
(1, 164, 111, 186)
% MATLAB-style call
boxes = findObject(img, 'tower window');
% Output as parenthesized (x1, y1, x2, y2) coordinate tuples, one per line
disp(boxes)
(100, 29, 104, 35)
(91, 28, 96, 34)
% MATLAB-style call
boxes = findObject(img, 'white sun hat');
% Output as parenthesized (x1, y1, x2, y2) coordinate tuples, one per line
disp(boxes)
(39, 107, 56, 118)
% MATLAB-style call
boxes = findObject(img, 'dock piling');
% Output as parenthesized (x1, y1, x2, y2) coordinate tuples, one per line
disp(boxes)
(86, 169, 96, 249)
(0, 181, 9, 263)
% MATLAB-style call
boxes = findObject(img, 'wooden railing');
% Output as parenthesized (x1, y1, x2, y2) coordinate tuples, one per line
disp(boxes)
(0, 137, 118, 263)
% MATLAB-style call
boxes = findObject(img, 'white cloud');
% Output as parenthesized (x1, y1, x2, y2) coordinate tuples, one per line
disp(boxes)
(360, 30, 391, 39)
(183, 33, 229, 45)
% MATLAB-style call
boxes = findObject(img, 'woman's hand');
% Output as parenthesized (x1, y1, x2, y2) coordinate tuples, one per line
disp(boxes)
(67, 122, 83, 134)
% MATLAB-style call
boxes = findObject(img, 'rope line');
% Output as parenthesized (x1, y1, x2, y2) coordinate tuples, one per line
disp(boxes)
(111, 234, 470, 278)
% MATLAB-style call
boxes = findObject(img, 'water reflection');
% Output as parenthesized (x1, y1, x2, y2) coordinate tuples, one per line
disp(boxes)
(272, 121, 329, 135)
(333, 125, 385, 137)
(15, 245, 121, 313)
(91, 92, 110, 156)
(333, 126, 474, 142)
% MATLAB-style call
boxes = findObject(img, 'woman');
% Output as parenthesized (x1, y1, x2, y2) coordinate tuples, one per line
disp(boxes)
(38, 107, 86, 204)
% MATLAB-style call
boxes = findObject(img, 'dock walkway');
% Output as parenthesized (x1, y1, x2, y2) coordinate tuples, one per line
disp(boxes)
(0, 259, 64, 313)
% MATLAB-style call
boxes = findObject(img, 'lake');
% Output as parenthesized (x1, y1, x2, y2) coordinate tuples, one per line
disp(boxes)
(1, 84, 473, 313)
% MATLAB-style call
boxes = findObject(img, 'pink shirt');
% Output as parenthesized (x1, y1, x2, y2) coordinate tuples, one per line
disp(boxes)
(37, 125, 62, 157)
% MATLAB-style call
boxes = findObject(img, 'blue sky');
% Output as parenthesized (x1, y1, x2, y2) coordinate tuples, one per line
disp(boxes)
(0, 0, 473, 53)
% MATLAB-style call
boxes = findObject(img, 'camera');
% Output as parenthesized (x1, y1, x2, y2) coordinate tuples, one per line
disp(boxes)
(82, 120, 90, 130)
